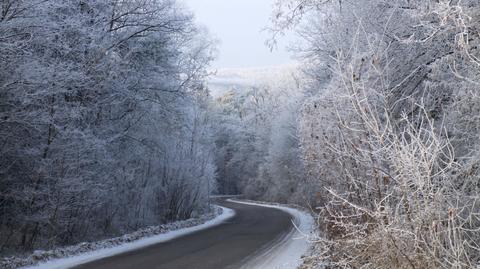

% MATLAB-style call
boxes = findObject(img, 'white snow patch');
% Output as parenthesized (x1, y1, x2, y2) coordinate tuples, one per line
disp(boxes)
(228, 199, 315, 269)
(22, 206, 235, 269)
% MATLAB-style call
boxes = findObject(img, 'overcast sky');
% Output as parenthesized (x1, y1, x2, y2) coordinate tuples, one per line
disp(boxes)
(182, 0, 295, 69)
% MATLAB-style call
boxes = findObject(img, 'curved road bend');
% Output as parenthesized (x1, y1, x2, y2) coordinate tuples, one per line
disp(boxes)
(73, 199, 293, 269)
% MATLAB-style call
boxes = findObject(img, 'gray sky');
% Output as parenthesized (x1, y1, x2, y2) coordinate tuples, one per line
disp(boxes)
(182, 0, 295, 69)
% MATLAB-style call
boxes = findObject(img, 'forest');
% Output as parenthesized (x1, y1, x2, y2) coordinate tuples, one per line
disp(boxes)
(1, 0, 216, 253)
(1, 0, 480, 268)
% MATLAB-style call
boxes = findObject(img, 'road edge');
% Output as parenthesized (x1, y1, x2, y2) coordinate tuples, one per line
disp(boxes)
(17, 206, 235, 269)
(227, 199, 315, 269)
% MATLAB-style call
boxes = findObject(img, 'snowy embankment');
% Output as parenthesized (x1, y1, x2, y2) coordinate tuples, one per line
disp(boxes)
(2, 206, 235, 269)
(228, 199, 315, 269)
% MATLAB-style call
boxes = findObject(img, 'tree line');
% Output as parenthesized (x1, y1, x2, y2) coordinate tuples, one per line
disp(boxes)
(2, 0, 479, 267)
(0, 0, 216, 253)
(213, 0, 480, 267)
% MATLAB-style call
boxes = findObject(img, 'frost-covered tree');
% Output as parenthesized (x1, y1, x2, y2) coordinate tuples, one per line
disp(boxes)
(0, 0, 216, 253)
(212, 68, 309, 204)
(270, 0, 480, 267)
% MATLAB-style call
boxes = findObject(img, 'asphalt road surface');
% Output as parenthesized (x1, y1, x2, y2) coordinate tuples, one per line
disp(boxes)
(72, 199, 293, 269)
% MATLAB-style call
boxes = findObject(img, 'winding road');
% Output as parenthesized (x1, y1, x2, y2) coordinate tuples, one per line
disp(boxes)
(72, 199, 294, 269)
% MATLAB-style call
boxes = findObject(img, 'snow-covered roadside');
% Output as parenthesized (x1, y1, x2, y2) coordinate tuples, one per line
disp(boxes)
(228, 199, 315, 269)
(1, 206, 235, 269)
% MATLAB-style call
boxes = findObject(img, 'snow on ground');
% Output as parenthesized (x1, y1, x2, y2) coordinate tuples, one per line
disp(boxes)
(9, 206, 235, 269)
(7, 199, 313, 269)
(228, 199, 315, 269)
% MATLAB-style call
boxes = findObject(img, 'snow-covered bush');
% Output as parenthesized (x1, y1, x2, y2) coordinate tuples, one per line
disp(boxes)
(271, 0, 480, 267)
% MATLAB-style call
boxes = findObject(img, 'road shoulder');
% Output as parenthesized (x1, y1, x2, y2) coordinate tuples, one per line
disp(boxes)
(11, 206, 235, 269)
(227, 199, 315, 269)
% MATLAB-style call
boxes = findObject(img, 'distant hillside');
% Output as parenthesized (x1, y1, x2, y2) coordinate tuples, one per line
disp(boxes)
(207, 64, 301, 98)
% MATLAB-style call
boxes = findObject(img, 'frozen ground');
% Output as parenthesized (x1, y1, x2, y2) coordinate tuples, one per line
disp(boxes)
(0, 206, 234, 269)
(4, 200, 314, 269)
(228, 199, 315, 269)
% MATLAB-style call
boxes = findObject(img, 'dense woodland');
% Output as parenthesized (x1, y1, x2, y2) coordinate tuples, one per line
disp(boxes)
(1, 0, 216, 253)
(214, 0, 480, 268)
(1, 0, 480, 268)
